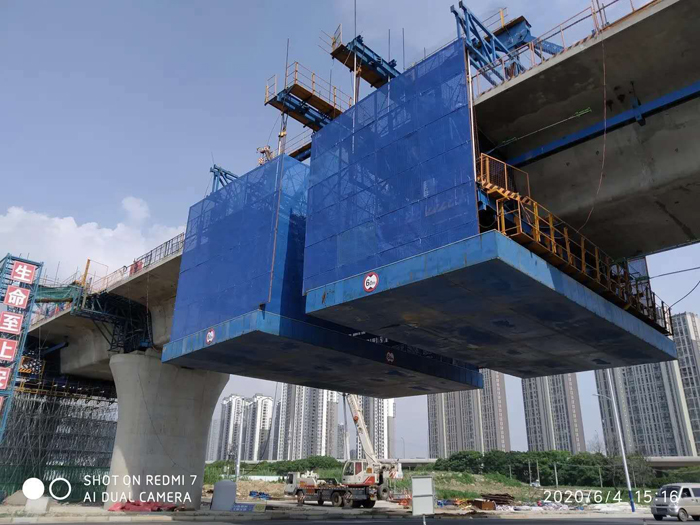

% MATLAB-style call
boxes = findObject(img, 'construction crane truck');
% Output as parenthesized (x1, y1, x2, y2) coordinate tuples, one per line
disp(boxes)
(342, 394, 402, 500)
(285, 394, 402, 508)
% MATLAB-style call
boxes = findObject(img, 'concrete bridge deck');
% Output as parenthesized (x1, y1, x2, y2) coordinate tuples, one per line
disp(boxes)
(474, 0, 700, 258)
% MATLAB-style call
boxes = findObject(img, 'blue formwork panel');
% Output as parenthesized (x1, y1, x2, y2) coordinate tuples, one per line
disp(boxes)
(305, 231, 677, 378)
(304, 40, 479, 293)
(170, 155, 309, 342)
(162, 310, 482, 398)
(164, 154, 482, 396)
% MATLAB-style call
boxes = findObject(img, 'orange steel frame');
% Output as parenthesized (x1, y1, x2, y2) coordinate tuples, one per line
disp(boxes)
(477, 154, 672, 335)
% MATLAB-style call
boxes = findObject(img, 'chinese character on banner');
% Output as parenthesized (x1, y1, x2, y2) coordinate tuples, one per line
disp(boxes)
(3, 286, 30, 309)
(10, 261, 37, 284)
(0, 312, 23, 335)
(0, 339, 17, 362)
(0, 367, 10, 390)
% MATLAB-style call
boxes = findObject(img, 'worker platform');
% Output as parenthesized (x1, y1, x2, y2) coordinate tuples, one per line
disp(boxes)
(162, 154, 482, 397)
(302, 38, 675, 378)
(264, 63, 353, 131)
(327, 25, 400, 88)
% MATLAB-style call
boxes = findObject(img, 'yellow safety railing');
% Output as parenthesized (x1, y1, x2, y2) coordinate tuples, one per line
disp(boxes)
(477, 154, 671, 335)
(477, 153, 531, 201)
(265, 62, 353, 115)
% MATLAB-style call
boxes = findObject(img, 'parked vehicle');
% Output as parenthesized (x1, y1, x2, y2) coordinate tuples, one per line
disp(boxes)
(652, 484, 700, 521)
(284, 471, 377, 508)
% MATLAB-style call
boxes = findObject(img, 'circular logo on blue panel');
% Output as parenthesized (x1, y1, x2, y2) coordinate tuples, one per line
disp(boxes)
(363, 272, 379, 293)
(205, 329, 215, 345)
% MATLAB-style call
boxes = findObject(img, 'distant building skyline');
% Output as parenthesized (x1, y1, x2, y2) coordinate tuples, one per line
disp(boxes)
(206, 418, 220, 462)
(356, 397, 395, 460)
(596, 362, 696, 457)
(673, 312, 700, 452)
(595, 311, 700, 457)
(427, 369, 510, 458)
(276, 384, 341, 460)
(218, 393, 273, 462)
(522, 373, 586, 453)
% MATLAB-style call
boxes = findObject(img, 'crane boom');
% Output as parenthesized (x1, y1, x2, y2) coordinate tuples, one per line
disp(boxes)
(345, 394, 379, 465)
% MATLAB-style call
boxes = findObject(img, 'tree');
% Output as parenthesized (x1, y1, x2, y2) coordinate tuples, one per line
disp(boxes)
(587, 432, 606, 454)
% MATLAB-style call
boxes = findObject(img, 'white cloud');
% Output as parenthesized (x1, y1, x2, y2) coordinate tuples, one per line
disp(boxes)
(121, 196, 150, 223)
(0, 199, 183, 283)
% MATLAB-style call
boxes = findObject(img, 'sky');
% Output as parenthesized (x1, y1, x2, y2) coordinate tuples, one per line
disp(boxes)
(2, 0, 698, 457)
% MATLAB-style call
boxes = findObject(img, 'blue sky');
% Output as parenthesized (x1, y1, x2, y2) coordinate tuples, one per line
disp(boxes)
(2, 0, 698, 457)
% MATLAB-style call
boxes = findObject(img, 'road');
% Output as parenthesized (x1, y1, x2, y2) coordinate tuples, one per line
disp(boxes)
(25, 519, 655, 525)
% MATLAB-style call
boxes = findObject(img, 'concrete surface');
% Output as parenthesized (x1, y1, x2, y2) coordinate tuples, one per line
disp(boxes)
(474, 0, 700, 257)
(106, 351, 227, 510)
(23, 498, 52, 515)
(306, 231, 675, 378)
(28, 253, 182, 381)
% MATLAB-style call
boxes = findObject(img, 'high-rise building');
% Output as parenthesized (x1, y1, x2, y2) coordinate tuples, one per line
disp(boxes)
(242, 394, 274, 461)
(218, 393, 274, 462)
(523, 373, 586, 453)
(206, 418, 221, 462)
(673, 312, 700, 452)
(356, 397, 395, 459)
(219, 394, 246, 461)
(428, 369, 510, 458)
(276, 384, 340, 460)
(337, 423, 347, 460)
(596, 362, 696, 457)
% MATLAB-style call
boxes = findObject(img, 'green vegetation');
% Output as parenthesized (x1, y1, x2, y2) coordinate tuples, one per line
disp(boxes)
(436, 488, 480, 500)
(434, 450, 657, 489)
(204, 455, 342, 484)
(484, 472, 521, 487)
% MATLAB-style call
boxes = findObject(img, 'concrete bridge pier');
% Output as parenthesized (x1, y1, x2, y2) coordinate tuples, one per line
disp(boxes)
(105, 350, 227, 509)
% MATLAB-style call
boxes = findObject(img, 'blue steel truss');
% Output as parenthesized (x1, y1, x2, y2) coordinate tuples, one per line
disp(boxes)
(210, 164, 239, 193)
(451, 1, 525, 86)
(332, 35, 400, 88)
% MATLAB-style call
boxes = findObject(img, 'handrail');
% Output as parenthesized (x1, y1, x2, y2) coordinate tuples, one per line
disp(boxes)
(477, 154, 671, 335)
(265, 61, 354, 115)
(90, 232, 185, 294)
(30, 232, 185, 327)
(471, 0, 657, 98)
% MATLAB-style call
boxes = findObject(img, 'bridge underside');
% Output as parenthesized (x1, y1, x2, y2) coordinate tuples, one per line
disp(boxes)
(305, 232, 676, 378)
(162, 310, 482, 398)
(475, 0, 700, 257)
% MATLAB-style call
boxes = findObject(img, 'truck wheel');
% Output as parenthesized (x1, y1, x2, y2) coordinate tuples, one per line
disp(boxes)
(679, 509, 690, 522)
(296, 490, 305, 505)
(343, 491, 353, 508)
(331, 491, 343, 507)
(362, 500, 376, 508)
(378, 486, 389, 500)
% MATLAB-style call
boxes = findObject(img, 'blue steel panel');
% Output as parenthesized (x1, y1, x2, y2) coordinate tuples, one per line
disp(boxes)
(305, 40, 478, 293)
(305, 231, 676, 378)
(171, 155, 309, 342)
(163, 309, 483, 398)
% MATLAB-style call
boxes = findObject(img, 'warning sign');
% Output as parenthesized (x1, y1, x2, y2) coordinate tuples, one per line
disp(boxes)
(363, 272, 379, 293)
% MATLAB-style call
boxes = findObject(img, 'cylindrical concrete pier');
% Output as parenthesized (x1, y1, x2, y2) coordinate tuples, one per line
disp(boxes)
(105, 350, 227, 509)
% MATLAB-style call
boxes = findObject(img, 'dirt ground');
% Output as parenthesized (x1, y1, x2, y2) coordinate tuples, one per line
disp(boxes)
(202, 480, 286, 501)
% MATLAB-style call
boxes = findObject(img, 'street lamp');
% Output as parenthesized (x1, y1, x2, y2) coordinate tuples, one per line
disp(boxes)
(593, 368, 635, 512)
